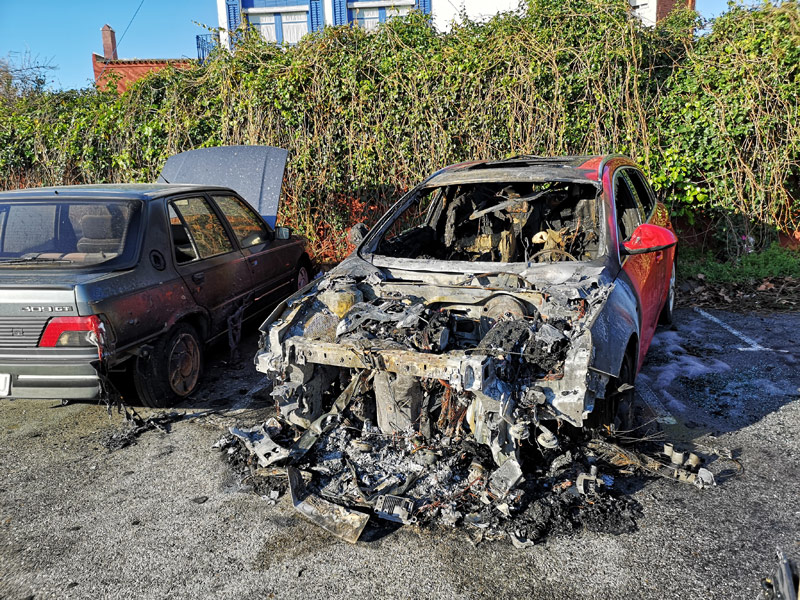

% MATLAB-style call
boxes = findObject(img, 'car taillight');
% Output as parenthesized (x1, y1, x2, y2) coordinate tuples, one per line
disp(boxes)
(39, 316, 103, 348)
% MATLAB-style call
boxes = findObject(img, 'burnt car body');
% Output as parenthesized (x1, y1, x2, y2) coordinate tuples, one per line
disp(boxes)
(256, 155, 676, 466)
(0, 146, 310, 407)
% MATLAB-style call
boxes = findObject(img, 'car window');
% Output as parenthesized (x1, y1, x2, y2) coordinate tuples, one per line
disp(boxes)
(0, 200, 140, 268)
(623, 169, 656, 217)
(614, 175, 644, 243)
(212, 195, 270, 249)
(168, 197, 233, 264)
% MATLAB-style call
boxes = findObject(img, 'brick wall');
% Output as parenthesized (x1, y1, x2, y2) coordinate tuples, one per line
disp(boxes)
(92, 54, 192, 93)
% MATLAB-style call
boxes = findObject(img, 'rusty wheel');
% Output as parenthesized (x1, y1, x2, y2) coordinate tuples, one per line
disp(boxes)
(587, 352, 635, 431)
(167, 331, 201, 396)
(134, 323, 203, 408)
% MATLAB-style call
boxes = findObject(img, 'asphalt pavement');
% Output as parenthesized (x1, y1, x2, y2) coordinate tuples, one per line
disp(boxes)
(1, 307, 799, 600)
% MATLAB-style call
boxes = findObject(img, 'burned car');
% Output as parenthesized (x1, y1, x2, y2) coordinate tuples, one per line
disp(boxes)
(256, 155, 676, 467)
(0, 146, 311, 407)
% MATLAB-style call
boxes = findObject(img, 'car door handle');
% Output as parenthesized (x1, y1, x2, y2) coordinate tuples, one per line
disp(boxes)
(192, 272, 205, 284)
(248, 256, 258, 266)
(655, 251, 664, 262)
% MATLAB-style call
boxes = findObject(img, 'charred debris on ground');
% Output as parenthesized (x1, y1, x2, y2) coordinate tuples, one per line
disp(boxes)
(219, 410, 726, 546)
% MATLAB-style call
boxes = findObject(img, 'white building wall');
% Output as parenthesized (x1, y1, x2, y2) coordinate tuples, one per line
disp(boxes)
(430, 0, 521, 31)
(630, 0, 657, 26)
(217, 0, 231, 48)
(322, 0, 335, 25)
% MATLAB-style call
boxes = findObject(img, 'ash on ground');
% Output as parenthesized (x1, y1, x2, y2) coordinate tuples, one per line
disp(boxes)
(212, 416, 709, 546)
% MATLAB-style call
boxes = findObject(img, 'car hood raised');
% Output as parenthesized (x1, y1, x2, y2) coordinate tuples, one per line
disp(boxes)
(158, 145, 288, 228)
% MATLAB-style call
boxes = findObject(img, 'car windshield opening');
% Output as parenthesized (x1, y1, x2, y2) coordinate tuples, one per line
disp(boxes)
(375, 181, 601, 263)
(0, 199, 142, 268)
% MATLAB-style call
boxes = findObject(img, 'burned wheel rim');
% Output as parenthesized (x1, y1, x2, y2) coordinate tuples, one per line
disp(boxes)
(610, 354, 635, 427)
(297, 266, 310, 290)
(167, 333, 201, 396)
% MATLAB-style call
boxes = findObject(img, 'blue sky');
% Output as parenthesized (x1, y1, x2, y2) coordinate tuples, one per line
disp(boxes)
(1, 0, 732, 91)
(0, 0, 219, 90)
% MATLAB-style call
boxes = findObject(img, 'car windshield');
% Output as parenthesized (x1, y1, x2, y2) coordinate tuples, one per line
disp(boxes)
(0, 199, 142, 268)
(374, 180, 601, 263)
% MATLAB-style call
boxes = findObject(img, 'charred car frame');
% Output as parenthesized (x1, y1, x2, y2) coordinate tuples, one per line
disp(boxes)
(258, 154, 676, 467)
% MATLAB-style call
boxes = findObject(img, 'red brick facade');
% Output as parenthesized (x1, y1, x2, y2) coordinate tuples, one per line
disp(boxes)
(91, 24, 192, 93)
(92, 54, 192, 93)
(656, 0, 696, 22)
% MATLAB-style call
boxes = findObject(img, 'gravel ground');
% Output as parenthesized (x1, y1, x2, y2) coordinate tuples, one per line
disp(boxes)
(1, 307, 799, 600)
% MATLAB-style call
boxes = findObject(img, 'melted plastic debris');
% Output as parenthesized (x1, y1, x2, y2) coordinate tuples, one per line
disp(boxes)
(220, 415, 723, 545)
(102, 411, 182, 451)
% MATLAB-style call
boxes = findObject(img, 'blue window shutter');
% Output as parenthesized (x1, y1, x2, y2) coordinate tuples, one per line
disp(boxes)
(310, 0, 322, 30)
(333, 0, 347, 25)
(378, 7, 386, 22)
(418, 0, 431, 15)
(226, 0, 242, 31)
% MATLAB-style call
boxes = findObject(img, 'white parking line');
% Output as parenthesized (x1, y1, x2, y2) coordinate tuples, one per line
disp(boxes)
(636, 380, 677, 425)
(693, 307, 778, 352)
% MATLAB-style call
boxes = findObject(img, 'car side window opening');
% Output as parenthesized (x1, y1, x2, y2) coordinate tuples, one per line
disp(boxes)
(375, 180, 601, 263)
(212, 195, 270, 249)
(623, 169, 656, 217)
(614, 175, 644, 243)
(168, 197, 234, 264)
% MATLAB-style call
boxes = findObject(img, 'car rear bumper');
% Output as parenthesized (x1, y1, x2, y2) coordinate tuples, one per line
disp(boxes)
(0, 348, 101, 400)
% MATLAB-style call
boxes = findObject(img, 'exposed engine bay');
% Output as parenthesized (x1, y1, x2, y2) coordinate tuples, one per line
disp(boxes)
(376, 181, 600, 263)
(251, 271, 715, 544)
(257, 271, 612, 467)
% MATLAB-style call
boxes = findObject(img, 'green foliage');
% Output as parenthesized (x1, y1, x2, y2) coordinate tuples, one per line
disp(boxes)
(0, 0, 798, 260)
(680, 243, 800, 283)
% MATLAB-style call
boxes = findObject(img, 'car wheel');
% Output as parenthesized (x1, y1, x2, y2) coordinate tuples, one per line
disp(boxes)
(659, 258, 676, 325)
(294, 261, 311, 291)
(133, 323, 203, 408)
(588, 352, 635, 430)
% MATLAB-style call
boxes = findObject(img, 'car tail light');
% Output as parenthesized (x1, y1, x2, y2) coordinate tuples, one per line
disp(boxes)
(39, 316, 103, 348)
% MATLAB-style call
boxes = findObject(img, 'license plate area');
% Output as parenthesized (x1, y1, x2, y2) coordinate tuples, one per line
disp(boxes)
(0, 373, 10, 396)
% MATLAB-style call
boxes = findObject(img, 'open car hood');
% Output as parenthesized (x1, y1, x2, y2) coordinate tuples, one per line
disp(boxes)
(158, 145, 288, 227)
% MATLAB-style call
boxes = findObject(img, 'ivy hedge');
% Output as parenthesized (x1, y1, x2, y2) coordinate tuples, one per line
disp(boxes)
(0, 0, 798, 260)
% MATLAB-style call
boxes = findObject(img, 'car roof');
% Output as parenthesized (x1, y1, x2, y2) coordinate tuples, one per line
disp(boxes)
(0, 183, 237, 202)
(426, 154, 631, 187)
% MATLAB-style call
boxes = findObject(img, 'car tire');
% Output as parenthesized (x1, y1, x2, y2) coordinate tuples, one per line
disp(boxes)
(294, 259, 312, 291)
(133, 323, 203, 408)
(588, 352, 635, 430)
(659, 258, 676, 325)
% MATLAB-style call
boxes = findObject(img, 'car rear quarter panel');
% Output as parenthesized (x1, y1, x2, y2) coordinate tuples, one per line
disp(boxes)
(78, 199, 205, 358)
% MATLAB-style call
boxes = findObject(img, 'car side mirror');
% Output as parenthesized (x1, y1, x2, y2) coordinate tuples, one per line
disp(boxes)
(347, 223, 369, 246)
(621, 223, 677, 255)
(275, 226, 291, 240)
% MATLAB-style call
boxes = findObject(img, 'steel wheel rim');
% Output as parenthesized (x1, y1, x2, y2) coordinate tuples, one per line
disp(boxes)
(297, 266, 309, 289)
(168, 333, 200, 396)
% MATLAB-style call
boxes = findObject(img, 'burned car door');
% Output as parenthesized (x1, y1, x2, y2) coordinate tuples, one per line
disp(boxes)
(166, 195, 254, 338)
(210, 194, 295, 305)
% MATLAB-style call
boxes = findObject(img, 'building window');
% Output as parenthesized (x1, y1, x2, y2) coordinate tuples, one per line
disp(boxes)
(282, 12, 309, 44)
(355, 7, 380, 31)
(349, 2, 415, 31)
(247, 10, 309, 44)
(249, 13, 278, 42)
(385, 5, 410, 17)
